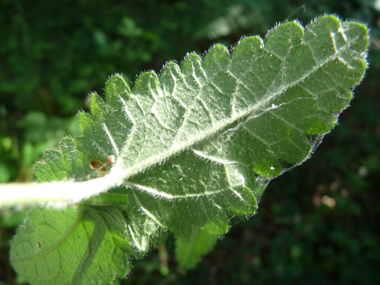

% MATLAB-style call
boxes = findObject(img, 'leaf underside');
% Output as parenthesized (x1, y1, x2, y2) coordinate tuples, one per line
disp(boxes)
(11, 15, 368, 284)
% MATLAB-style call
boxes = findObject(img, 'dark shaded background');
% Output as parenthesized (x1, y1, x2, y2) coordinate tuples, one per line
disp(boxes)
(0, 0, 379, 284)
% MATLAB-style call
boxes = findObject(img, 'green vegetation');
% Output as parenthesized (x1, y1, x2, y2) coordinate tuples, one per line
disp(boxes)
(1, 1, 379, 284)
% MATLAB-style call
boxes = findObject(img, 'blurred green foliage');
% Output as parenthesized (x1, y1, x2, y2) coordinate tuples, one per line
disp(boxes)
(0, 0, 379, 284)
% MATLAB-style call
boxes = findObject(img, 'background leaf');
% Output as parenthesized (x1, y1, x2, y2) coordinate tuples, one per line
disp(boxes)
(10, 206, 133, 285)
(10, 138, 137, 284)
(175, 226, 218, 271)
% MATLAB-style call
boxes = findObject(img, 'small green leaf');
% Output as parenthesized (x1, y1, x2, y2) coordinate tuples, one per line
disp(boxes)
(175, 226, 218, 271)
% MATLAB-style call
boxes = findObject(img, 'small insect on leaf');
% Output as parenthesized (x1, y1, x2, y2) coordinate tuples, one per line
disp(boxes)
(90, 160, 106, 171)
(105, 155, 115, 164)
(37, 242, 41, 250)
(90, 155, 115, 177)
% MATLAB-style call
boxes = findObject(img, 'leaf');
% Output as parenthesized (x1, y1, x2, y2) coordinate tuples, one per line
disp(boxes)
(34, 137, 94, 182)
(175, 226, 218, 271)
(9, 15, 369, 284)
(76, 15, 367, 237)
(10, 206, 134, 285)
(10, 138, 137, 284)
